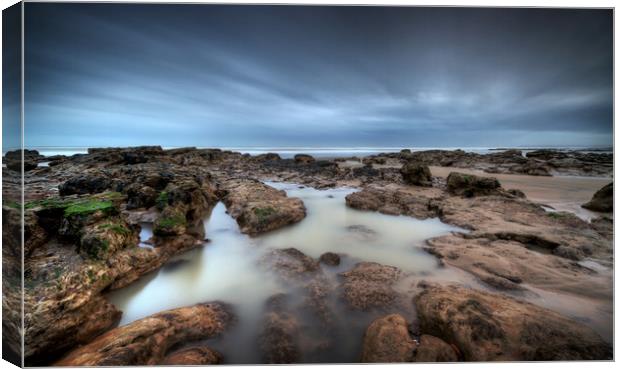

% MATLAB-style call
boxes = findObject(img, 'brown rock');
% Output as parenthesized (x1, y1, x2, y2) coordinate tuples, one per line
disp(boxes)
(414, 282, 612, 361)
(219, 179, 306, 235)
(360, 314, 416, 362)
(446, 172, 501, 197)
(294, 154, 315, 164)
(339, 262, 403, 311)
(582, 182, 612, 212)
(319, 252, 340, 266)
(163, 346, 222, 365)
(400, 162, 432, 186)
(55, 302, 233, 366)
(414, 335, 459, 362)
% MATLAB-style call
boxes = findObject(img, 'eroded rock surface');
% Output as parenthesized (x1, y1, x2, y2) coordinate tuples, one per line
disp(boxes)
(219, 179, 306, 235)
(55, 302, 232, 366)
(339, 262, 404, 311)
(415, 282, 612, 361)
(360, 314, 416, 362)
(582, 182, 612, 212)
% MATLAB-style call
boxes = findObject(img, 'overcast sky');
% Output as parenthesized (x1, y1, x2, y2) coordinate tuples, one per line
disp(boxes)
(17, 4, 613, 148)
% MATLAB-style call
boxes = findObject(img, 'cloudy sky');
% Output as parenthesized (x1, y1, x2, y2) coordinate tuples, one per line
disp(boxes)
(18, 4, 613, 148)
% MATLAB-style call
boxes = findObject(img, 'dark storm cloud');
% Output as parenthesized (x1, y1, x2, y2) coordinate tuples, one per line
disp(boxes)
(23, 4, 613, 148)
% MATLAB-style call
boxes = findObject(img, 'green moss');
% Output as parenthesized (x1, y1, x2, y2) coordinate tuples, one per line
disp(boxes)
(156, 214, 186, 229)
(86, 269, 97, 283)
(156, 191, 169, 210)
(98, 222, 131, 236)
(64, 200, 114, 218)
(4, 200, 22, 209)
(253, 207, 276, 224)
(547, 212, 568, 219)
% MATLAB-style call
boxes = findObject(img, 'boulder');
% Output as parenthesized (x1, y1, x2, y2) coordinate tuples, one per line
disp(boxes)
(414, 282, 612, 361)
(319, 252, 340, 266)
(55, 302, 233, 366)
(339, 262, 403, 311)
(400, 162, 432, 186)
(219, 179, 306, 236)
(360, 314, 416, 362)
(414, 335, 459, 362)
(446, 172, 501, 197)
(582, 182, 612, 212)
(294, 154, 315, 164)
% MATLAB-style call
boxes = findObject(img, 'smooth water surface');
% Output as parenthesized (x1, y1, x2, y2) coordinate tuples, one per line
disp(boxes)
(106, 182, 466, 363)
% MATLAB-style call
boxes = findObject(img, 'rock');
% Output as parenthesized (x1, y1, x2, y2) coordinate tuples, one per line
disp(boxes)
(162, 346, 222, 365)
(55, 302, 233, 366)
(339, 262, 403, 311)
(294, 154, 315, 164)
(446, 172, 501, 197)
(506, 188, 526, 198)
(259, 294, 301, 364)
(345, 184, 441, 219)
(582, 182, 612, 212)
(255, 153, 281, 161)
(414, 282, 612, 361)
(319, 252, 340, 266)
(414, 335, 459, 362)
(400, 162, 432, 186)
(360, 314, 416, 362)
(219, 179, 306, 236)
(124, 183, 158, 210)
(59, 174, 113, 196)
(261, 248, 320, 282)
(6, 159, 38, 172)
(78, 219, 139, 260)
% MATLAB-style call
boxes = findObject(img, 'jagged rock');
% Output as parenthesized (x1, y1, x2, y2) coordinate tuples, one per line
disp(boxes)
(360, 314, 416, 362)
(339, 262, 403, 311)
(414, 282, 612, 361)
(582, 182, 612, 212)
(55, 302, 233, 366)
(400, 162, 432, 186)
(446, 172, 501, 197)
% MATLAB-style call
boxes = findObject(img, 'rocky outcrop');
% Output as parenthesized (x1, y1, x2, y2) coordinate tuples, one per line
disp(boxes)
(58, 173, 113, 196)
(582, 182, 612, 212)
(339, 262, 403, 311)
(400, 162, 432, 186)
(414, 282, 612, 361)
(219, 179, 306, 235)
(55, 302, 232, 366)
(360, 314, 416, 362)
(446, 172, 501, 197)
(345, 184, 442, 219)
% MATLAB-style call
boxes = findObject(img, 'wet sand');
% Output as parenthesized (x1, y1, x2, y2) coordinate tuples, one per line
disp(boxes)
(430, 166, 612, 220)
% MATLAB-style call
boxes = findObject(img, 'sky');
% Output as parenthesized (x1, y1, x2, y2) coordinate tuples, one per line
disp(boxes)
(10, 4, 614, 148)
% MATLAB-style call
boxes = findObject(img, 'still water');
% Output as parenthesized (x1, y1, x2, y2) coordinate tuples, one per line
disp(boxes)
(106, 182, 465, 363)
(105, 181, 613, 361)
